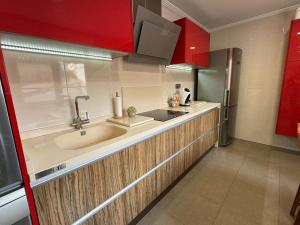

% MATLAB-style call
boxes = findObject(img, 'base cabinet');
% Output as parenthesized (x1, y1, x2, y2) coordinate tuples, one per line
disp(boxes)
(33, 108, 219, 225)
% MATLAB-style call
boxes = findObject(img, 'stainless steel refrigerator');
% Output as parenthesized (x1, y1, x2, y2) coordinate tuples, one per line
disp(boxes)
(197, 48, 242, 146)
(0, 78, 31, 225)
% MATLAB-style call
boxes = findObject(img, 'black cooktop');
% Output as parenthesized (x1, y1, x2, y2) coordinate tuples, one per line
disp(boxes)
(138, 109, 189, 122)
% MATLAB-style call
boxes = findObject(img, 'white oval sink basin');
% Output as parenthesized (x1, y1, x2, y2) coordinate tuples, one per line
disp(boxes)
(54, 124, 127, 150)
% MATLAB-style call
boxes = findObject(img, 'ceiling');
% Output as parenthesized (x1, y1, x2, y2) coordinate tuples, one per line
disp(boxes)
(167, 0, 300, 29)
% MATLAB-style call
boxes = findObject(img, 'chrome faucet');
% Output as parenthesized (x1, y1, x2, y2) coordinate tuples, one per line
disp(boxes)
(71, 95, 90, 130)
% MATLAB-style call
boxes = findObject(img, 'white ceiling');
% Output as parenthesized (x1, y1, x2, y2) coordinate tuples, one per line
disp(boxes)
(167, 0, 300, 29)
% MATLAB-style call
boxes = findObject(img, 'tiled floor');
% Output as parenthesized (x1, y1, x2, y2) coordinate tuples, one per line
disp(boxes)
(137, 139, 300, 225)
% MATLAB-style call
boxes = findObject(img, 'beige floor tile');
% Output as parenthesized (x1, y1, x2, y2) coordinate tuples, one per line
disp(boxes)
(166, 191, 221, 225)
(214, 208, 260, 225)
(168, 172, 197, 197)
(207, 147, 245, 169)
(266, 162, 281, 180)
(182, 166, 236, 205)
(224, 139, 266, 155)
(137, 211, 184, 225)
(233, 176, 273, 197)
(241, 142, 271, 162)
(278, 208, 294, 225)
(137, 139, 300, 225)
(218, 165, 280, 224)
(270, 149, 300, 168)
(151, 213, 185, 225)
(238, 158, 271, 179)
(190, 148, 219, 171)
(278, 167, 300, 225)
(137, 194, 182, 225)
(220, 187, 270, 224)
(198, 160, 238, 178)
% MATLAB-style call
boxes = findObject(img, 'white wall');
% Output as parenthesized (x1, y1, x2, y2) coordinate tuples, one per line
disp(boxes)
(3, 51, 194, 132)
(211, 11, 298, 151)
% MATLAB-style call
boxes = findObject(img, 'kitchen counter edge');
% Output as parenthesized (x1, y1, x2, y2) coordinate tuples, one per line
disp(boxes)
(30, 102, 220, 188)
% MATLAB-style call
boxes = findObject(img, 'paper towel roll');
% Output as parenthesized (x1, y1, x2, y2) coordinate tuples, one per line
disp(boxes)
(113, 92, 123, 118)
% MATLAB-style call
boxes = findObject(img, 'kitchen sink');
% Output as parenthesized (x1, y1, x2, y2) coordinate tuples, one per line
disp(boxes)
(54, 124, 127, 150)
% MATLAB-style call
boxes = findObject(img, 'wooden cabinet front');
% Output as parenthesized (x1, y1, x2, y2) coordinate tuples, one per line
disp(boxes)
(33, 108, 219, 225)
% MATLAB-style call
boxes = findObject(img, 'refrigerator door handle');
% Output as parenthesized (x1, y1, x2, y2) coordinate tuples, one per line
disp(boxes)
(224, 89, 230, 121)
(224, 107, 229, 120)
(224, 89, 230, 106)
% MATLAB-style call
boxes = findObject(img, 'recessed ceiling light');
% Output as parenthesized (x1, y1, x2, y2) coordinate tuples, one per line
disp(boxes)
(189, 46, 196, 50)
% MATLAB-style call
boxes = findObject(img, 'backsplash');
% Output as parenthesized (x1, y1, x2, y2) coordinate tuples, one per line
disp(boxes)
(3, 50, 195, 132)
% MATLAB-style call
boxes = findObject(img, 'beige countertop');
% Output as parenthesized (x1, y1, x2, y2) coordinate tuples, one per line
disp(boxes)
(23, 101, 220, 188)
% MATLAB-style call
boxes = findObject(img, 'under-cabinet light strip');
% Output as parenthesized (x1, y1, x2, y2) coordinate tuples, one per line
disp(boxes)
(1, 44, 112, 61)
(71, 126, 219, 225)
(166, 65, 193, 71)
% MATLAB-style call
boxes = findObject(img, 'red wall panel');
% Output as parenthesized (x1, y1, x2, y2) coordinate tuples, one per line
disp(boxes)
(171, 19, 187, 65)
(0, 50, 39, 224)
(287, 19, 300, 62)
(171, 18, 210, 67)
(0, 0, 134, 53)
(276, 19, 300, 136)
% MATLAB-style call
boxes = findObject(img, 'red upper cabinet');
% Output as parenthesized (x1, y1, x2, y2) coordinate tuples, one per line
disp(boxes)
(276, 61, 300, 136)
(287, 19, 300, 62)
(0, 0, 134, 53)
(276, 19, 300, 137)
(171, 18, 210, 68)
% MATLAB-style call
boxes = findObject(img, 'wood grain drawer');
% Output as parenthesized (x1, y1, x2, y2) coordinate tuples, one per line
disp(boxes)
(33, 108, 219, 225)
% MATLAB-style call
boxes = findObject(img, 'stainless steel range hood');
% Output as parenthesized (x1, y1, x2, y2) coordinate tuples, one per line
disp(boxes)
(127, 5, 181, 65)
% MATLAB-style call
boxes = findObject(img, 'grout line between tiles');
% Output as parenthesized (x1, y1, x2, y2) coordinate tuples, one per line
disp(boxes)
(166, 211, 187, 225)
(62, 62, 69, 89)
(277, 165, 282, 225)
(152, 149, 217, 225)
(211, 152, 247, 225)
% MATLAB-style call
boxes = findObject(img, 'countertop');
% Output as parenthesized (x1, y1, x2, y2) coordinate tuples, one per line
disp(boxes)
(23, 101, 220, 188)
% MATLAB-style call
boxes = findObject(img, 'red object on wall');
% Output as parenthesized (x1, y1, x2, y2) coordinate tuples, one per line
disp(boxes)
(276, 19, 300, 137)
(171, 18, 210, 68)
(287, 20, 300, 62)
(0, 0, 134, 54)
(0, 50, 39, 225)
